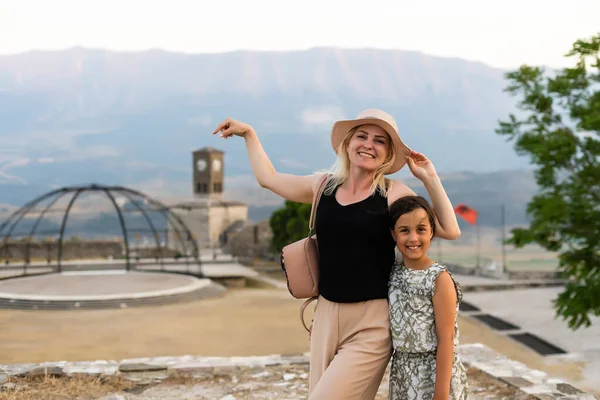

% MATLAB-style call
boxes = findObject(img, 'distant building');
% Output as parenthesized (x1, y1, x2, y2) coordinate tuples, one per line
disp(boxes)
(168, 147, 248, 250)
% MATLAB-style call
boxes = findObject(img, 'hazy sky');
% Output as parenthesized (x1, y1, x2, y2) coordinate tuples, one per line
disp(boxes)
(0, 0, 598, 69)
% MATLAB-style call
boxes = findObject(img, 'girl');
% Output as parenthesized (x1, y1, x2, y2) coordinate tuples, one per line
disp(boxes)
(388, 195, 469, 400)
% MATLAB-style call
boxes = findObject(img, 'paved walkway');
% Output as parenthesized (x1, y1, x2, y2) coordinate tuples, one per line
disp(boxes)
(0, 259, 260, 281)
(462, 287, 600, 393)
(0, 271, 202, 297)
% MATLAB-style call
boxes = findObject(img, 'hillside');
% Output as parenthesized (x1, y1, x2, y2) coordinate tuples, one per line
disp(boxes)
(0, 46, 537, 232)
(0, 47, 527, 193)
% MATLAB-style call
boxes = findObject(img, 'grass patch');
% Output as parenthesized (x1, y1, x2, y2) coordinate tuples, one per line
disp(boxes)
(0, 374, 136, 400)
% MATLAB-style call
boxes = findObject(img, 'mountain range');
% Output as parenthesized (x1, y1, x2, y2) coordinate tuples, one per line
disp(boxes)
(0, 46, 537, 229)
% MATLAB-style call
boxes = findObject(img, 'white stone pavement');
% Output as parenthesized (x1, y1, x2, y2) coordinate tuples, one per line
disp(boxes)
(0, 258, 259, 280)
(462, 287, 600, 393)
(0, 271, 213, 301)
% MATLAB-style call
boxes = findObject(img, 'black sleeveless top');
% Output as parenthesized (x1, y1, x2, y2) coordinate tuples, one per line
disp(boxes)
(315, 182, 396, 303)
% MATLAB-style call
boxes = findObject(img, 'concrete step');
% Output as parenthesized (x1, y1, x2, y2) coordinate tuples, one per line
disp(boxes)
(0, 283, 225, 311)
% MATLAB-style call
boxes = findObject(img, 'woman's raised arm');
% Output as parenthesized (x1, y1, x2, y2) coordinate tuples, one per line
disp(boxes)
(213, 118, 322, 204)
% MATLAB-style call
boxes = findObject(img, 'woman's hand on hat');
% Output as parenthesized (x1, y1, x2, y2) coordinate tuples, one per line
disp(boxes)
(407, 150, 437, 182)
(212, 118, 254, 139)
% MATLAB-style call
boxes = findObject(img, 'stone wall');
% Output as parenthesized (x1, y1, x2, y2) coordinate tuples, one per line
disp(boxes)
(0, 240, 123, 261)
(169, 205, 210, 251)
(208, 203, 248, 247)
(133, 247, 180, 259)
(0, 344, 596, 399)
(0, 240, 183, 262)
(169, 201, 248, 251)
(223, 220, 274, 259)
(507, 269, 561, 280)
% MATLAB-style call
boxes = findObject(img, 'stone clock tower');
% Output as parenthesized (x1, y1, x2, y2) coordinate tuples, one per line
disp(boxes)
(168, 147, 248, 250)
(193, 147, 224, 201)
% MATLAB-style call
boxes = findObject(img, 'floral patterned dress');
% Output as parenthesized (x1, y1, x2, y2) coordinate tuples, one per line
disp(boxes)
(387, 261, 469, 399)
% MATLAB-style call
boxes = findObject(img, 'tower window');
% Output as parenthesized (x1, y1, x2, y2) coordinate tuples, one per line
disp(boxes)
(196, 183, 208, 193)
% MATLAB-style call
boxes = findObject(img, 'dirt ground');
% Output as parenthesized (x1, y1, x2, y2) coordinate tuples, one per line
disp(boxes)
(0, 283, 310, 363)
(0, 280, 592, 395)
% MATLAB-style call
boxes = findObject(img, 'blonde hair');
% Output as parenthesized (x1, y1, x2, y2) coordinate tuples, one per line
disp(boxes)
(317, 125, 396, 197)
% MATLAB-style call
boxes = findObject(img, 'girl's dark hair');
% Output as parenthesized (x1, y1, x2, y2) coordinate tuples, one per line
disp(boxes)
(389, 195, 436, 237)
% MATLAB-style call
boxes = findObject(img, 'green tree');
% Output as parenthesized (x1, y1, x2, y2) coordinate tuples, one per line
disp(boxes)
(269, 200, 312, 253)
(496, 33, 600, 329)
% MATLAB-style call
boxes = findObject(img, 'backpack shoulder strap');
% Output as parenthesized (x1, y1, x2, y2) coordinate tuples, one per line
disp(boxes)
(308, 174, 328, 232)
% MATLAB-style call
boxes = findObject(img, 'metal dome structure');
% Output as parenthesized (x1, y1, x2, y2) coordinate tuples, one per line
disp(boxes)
(0, 184, 201, 275)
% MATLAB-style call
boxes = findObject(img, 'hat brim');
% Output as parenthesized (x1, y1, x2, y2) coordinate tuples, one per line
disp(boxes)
(330, 118, 411, 174)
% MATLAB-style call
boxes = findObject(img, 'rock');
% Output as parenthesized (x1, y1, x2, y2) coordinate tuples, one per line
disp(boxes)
(283, 373, 296, 381)
(123, 371, 169, 385)
(555, 383, 584, 395)
(213, 365, 239, 375)
(64, 360, 120, 376)
(170, 362, 214, 375)
(0, 382, 17, 392)
(119, 363, 167, 373)
(26, 366, 64, 377)
(251, 370, 272, 379)
(0, 364, 36, 377)
(99, 395, 127, 400)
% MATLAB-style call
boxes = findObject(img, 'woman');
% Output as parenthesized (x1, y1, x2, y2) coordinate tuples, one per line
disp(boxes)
(212, 109, 460, 400)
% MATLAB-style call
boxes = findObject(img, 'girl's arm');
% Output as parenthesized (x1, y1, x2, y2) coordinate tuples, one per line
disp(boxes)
(388, 151, 461, 240)
(432, 271, 458, 400)
(421, 174, 461, 240)
(213, 118, 321, 204)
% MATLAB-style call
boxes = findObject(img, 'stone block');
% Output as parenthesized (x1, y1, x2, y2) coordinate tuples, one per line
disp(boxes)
(555, 383, 584, 395)
(119, 363, 167, 373)
(500, 376, 535, 388)
(170, 362, 215, 375)
(64, 360, 119, 376)
(24, 366, 65, 377)
(0, 363, 36, 377)
(213, 365, 240, 375)
(0, 382, 17, 391)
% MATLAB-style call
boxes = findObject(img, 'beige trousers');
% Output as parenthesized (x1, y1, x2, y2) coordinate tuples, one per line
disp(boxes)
(308, 295, 393, 400)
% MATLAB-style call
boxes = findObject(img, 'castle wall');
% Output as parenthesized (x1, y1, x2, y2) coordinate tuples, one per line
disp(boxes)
(209, 204, 248, 247)
(167, 202, 248, 251)
(0, 240, 123, 261)
(169, 206, 210, 252)
(222, 220, 273, 259)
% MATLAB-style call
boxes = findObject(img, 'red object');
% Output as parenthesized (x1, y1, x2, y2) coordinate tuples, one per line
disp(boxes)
(454, 203, 478, 225)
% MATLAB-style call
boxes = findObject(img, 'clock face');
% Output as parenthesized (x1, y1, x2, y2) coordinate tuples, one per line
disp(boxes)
(212, 159, 222, 172)
(196, 159, 207, 172)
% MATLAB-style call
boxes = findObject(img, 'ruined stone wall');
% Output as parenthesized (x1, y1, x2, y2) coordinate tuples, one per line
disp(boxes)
(222, 220, 274, 258)
(169, 206, 210, 252)
(0, 240, 124, 261)
(208, 204, 248, 247)
(168, 203, 248, 251)
(0, 240, 185, 262)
